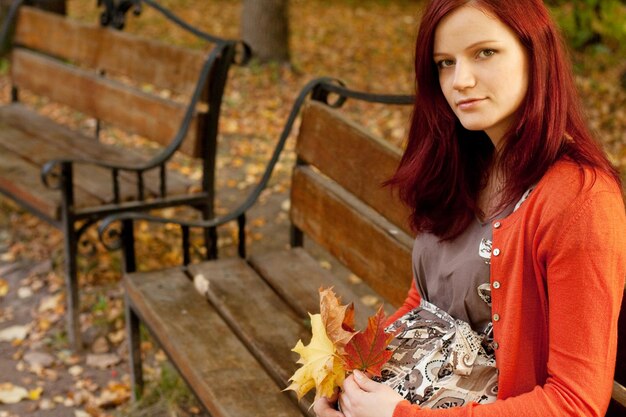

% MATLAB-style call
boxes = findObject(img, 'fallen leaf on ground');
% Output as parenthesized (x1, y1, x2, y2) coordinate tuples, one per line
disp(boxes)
(39, 397, 55, 410)
(0, 278, 8, 296)
(0, 324, 29, 342)
(28, 387, 43, 400)
(86, 353, 121, 369)
(91, 337, 109, 354)
(24, 351, 55, 368)
(17, 287, 33, 298)
(0, 383, 29, 404)
(68, 365, 84, 377)
(38, 294, 63, 313)
(95, 381, 130, 408)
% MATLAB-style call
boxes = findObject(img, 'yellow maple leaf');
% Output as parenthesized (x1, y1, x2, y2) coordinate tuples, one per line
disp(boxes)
(285, 313, 345, 401)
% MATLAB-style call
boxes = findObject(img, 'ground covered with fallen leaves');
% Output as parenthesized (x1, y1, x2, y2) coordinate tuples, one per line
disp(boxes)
(0, 1, 625, 416)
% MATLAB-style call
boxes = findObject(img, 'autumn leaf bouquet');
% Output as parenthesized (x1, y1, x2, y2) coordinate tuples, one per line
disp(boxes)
(285, 288, 396, 402)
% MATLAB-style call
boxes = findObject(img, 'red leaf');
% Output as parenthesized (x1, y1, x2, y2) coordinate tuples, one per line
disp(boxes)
(341, 306, 395, 377)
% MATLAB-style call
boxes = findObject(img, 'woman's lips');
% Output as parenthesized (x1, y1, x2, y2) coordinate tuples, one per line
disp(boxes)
(456, 98, 485, 110)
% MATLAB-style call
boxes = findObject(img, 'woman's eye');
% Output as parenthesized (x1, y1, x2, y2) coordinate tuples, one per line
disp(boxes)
(437, 59, 455, 69)
(478, 49, 496, 58)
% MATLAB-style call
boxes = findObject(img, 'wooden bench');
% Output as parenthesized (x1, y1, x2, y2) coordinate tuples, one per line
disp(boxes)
(0, 1, 245, 350)
(100, 80, 626, 416)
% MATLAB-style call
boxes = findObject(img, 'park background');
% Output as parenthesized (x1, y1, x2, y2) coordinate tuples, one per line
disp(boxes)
(0, 0, 624, 416)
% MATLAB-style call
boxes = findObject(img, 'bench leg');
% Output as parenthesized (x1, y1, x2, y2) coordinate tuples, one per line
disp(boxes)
(200, 204, 218, 260)
(59, 162, 82, 352)
(126, 298, 144, 401)
(63, 222, 82, 352)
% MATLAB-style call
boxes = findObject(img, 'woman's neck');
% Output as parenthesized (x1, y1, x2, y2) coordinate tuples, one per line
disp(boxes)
(477, 163, 506, 221)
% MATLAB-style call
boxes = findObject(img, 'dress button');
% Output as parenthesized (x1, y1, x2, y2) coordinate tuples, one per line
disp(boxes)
(493, 342, 499, 350)
(493, 314, 500, 322)
(493, 248, 500, 256)
(492, 281, 501, 289)
(493, 221, 501, 228)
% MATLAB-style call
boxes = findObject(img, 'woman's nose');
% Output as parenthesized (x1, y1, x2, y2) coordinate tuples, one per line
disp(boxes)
(452, 62, 476, 91)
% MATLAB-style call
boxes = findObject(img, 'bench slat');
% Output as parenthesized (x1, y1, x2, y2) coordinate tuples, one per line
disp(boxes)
(297, 102, 411, 235)
(11, 48, 200, 156)
(291, 165, 413, 307)
(0, 109, 145, 207)
(249, 247, 393, 328)
(0, 103, 194, 201)
(125, 267, 304, 417)
(0, 104, 194, 206)
(14, 6, 207, 96)
(0, 145, 99, 221)
(187, 258, 315, 415)
(607, 381, 626, 416)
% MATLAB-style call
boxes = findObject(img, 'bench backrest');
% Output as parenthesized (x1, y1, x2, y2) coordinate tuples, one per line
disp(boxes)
(10, 6, 219, 157)
(291, 100, 413, 307)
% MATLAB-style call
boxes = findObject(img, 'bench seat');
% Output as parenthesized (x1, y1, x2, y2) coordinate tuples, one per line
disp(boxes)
(126, 247, 397, 416)
(125, 264, 304, 417)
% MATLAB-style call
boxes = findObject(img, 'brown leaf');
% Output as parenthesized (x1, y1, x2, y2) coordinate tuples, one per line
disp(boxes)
(319, 288, 355, 354)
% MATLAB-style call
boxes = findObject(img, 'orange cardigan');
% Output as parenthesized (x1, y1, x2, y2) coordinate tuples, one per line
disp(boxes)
(389, 160, 626, 417)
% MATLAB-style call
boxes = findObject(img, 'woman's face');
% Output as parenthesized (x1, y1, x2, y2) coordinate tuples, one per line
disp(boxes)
(433, 5, 529, 149)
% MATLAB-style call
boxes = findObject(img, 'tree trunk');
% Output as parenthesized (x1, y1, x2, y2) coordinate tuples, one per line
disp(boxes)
(241, 0, 290, 63)
(27, 0, 66, 14)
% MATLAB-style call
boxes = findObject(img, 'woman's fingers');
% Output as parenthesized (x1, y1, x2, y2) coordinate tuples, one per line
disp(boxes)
(313, 396, 344, 417)
(352, 370, 378, 392)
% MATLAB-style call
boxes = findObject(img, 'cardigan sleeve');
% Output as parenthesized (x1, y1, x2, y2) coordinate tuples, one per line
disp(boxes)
(386, 278, 421, 326)
(392, 186, 626, 417)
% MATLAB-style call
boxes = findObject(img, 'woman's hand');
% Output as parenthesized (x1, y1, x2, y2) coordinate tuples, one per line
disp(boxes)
(339, 370, 403, 417)
(313, 390, 344, 417)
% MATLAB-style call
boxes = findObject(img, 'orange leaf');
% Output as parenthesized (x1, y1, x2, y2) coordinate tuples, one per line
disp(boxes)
(319, 288, 356, 354)
(341, 306, 395, 377)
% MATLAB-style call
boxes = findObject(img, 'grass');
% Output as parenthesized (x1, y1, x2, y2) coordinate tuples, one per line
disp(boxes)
(115, 361, 203, 417)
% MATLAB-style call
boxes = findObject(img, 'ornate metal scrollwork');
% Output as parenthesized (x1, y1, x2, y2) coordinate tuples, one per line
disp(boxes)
(41, 160, 64, 190)
(76, 220, 101, 257)
(233, 41, 253, 66)
(99, 216, 124, 251)
(97, 0, 142, 30)
(312, 79, 349, 109)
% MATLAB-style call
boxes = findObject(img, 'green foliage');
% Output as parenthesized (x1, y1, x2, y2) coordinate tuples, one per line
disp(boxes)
(548, 0, 626, 52)
(115, 361, 199, 417)
(0, 58, 8, 75)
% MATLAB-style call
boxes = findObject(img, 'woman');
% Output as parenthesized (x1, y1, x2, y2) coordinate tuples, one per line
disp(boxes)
(314, 0, 626, 416)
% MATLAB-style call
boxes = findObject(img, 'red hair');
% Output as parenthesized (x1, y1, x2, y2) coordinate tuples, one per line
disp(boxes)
(389, 0, 620, 240)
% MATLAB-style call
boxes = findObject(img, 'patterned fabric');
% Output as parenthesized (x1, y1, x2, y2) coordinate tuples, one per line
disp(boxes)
(378, 300, 498, 409)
